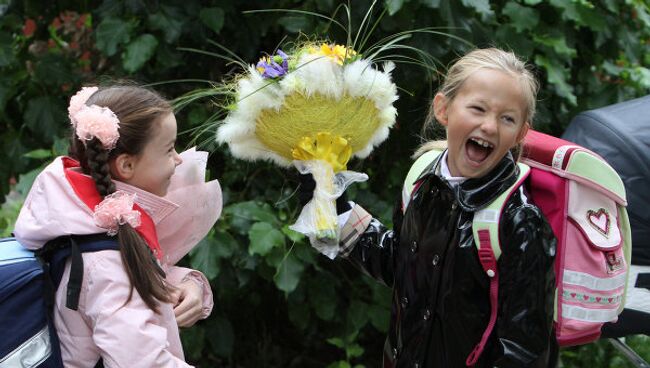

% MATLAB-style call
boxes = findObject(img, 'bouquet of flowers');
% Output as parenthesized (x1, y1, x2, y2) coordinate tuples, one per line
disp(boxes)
(216, 42, 398, 258)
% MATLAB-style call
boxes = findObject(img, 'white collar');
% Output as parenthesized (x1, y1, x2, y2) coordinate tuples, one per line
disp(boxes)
(439, 151, 467, 186)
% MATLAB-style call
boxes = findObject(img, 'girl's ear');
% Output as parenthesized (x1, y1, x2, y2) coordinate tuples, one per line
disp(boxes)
(517, 122, 530, 143)
(433, 93, 449, 127)
(111, 153, 136, 181)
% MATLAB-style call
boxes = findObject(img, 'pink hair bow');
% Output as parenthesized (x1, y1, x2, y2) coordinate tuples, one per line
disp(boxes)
(93, 191, 141, 236)
(73, 105, 120, 150)
(68, 86, 98, 126)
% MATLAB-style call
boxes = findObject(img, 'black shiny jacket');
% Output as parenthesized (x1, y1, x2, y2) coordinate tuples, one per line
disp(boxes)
(346, 153, 557, 367)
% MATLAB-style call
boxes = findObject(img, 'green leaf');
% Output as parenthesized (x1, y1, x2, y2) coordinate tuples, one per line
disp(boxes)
(460, 0, 494, 16)
(287, 297, 311, 330)
(15, 167, 43, 196)
(225, 201, 278, 227)
(535, 55, 577, 106)
(576, 5, 607, 32)
(368, 303, 390, 333)
(385, 0, 407, 15)
(0, 190, 24, 237)
(347, 300, 370, 330)
(308, 278, 336, 320)
(122, 34, 158, 73)
(213, 230, 238, 258)
(206, 315, 234, 357)
(533, 35, 576, 60)
(523, 0, 542, 4)
(327, 337, 345, 348)
(346, 343, 364, 359)
(52, 137, 70, 157)
(199, 7, 224, 34)
(495, 26, 534, 57)
(148, 6, 184, 44)
(23, 96, 65, 143)
(248, 222, 285, 256)
(0, 32, 15, 67)
(23, 149, 52, 159)
(273, 252, 305, 293)
(95, 17, 133, 57)
(189, 235, 220, 280)
(549, 0, 581, 23)
(630, 66, 650, 89)
(34, 55, 75, 87)
(180, 327, 205, 361)
(281, 224, 304, 242)
(502, 2, 539, 32)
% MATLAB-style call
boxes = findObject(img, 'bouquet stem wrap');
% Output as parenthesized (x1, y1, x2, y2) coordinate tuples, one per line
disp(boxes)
(290, 160, 367, 259)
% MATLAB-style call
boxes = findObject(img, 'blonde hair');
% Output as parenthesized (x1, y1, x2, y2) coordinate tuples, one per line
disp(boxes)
(415, 48, 539, 159)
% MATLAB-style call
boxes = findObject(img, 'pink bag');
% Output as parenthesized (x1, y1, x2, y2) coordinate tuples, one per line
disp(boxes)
(521, 130, 631, 345)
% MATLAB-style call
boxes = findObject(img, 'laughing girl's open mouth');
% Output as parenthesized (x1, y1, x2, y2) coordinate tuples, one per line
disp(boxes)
(466, 137, 494, 164)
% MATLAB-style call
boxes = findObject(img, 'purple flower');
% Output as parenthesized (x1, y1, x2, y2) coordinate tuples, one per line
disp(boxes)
(256, 50, 289, 79)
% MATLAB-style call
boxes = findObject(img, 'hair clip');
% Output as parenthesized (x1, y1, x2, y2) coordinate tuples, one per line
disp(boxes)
(93, 191, 141, 235)
(68, 86, 99, 126)
(73, 104, 120, 150)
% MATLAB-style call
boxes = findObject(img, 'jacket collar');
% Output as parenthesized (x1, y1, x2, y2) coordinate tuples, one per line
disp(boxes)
(62, 157, 177, 259)
(420, 150, 519, 211)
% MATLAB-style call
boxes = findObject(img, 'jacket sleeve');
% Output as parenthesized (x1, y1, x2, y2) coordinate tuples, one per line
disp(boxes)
(165, 265, 214, 320)
(338, 200, 402, 288)
(83, 252, 194, 368)
(492, 203, 557, 368)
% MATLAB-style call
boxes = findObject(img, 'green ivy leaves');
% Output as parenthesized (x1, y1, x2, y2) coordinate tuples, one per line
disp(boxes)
(122, 34, 158, 73)
(95, 17, 134, 57)
(248, 222, 284, 256)
(199, 7, 225, 34)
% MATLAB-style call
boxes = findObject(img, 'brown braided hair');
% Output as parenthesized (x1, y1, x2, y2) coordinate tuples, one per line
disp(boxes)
(70, 85, 174, 312)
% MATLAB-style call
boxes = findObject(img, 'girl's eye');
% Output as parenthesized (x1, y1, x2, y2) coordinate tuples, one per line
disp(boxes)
(502, 116, 515, 124)
(470, 106, 484, 112)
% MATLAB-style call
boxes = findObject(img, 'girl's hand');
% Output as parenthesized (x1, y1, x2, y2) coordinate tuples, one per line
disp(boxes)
(171, 279, 204, 327)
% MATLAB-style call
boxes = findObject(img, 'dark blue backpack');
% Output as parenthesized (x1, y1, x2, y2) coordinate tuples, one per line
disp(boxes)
(0, 235, 119, 367)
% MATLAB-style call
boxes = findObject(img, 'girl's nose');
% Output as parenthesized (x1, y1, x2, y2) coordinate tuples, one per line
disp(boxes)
(480, 116, 498, 135)
(174, 150, 183, 166)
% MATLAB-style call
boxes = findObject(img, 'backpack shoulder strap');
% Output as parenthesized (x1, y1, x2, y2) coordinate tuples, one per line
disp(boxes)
(402, 149, 443, 212)
(42, 234, 120, 311)
(466, 162, 530, 366)
(471, 162, 531, 261)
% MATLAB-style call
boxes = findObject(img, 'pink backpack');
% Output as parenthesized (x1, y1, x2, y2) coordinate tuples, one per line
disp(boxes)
(402, 130, 631, 366)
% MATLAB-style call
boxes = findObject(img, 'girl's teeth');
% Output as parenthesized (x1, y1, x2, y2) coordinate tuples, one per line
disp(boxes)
(471, 138, 492, 148)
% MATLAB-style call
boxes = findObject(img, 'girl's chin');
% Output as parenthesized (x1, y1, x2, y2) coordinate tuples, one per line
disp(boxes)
(459, 156, 494, 178)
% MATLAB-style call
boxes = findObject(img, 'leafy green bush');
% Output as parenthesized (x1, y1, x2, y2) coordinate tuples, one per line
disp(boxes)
(0, 0, 648, 367)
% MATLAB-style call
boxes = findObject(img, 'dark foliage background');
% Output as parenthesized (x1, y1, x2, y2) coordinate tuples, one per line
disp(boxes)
(0, 0, 648, 367)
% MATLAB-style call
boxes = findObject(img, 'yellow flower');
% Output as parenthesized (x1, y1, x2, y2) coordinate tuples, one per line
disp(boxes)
(309, 43, 357, 65)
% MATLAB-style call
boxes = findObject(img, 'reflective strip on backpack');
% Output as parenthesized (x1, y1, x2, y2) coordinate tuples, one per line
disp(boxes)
(0, 326, 52, 368)
(563, 269, 627, 291)
(472, 163, 531, 261)
(561, 304, 620, 323)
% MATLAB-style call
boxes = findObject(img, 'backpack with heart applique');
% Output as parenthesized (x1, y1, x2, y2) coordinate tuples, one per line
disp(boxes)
(402, 129, 632, 366)
(0, 235, 119, 368)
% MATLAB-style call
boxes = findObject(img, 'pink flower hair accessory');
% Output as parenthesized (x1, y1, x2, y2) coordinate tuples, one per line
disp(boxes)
(68, 86, 99, 126)
(93, 191, 141, 236)
(73, 104, 120, 150)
